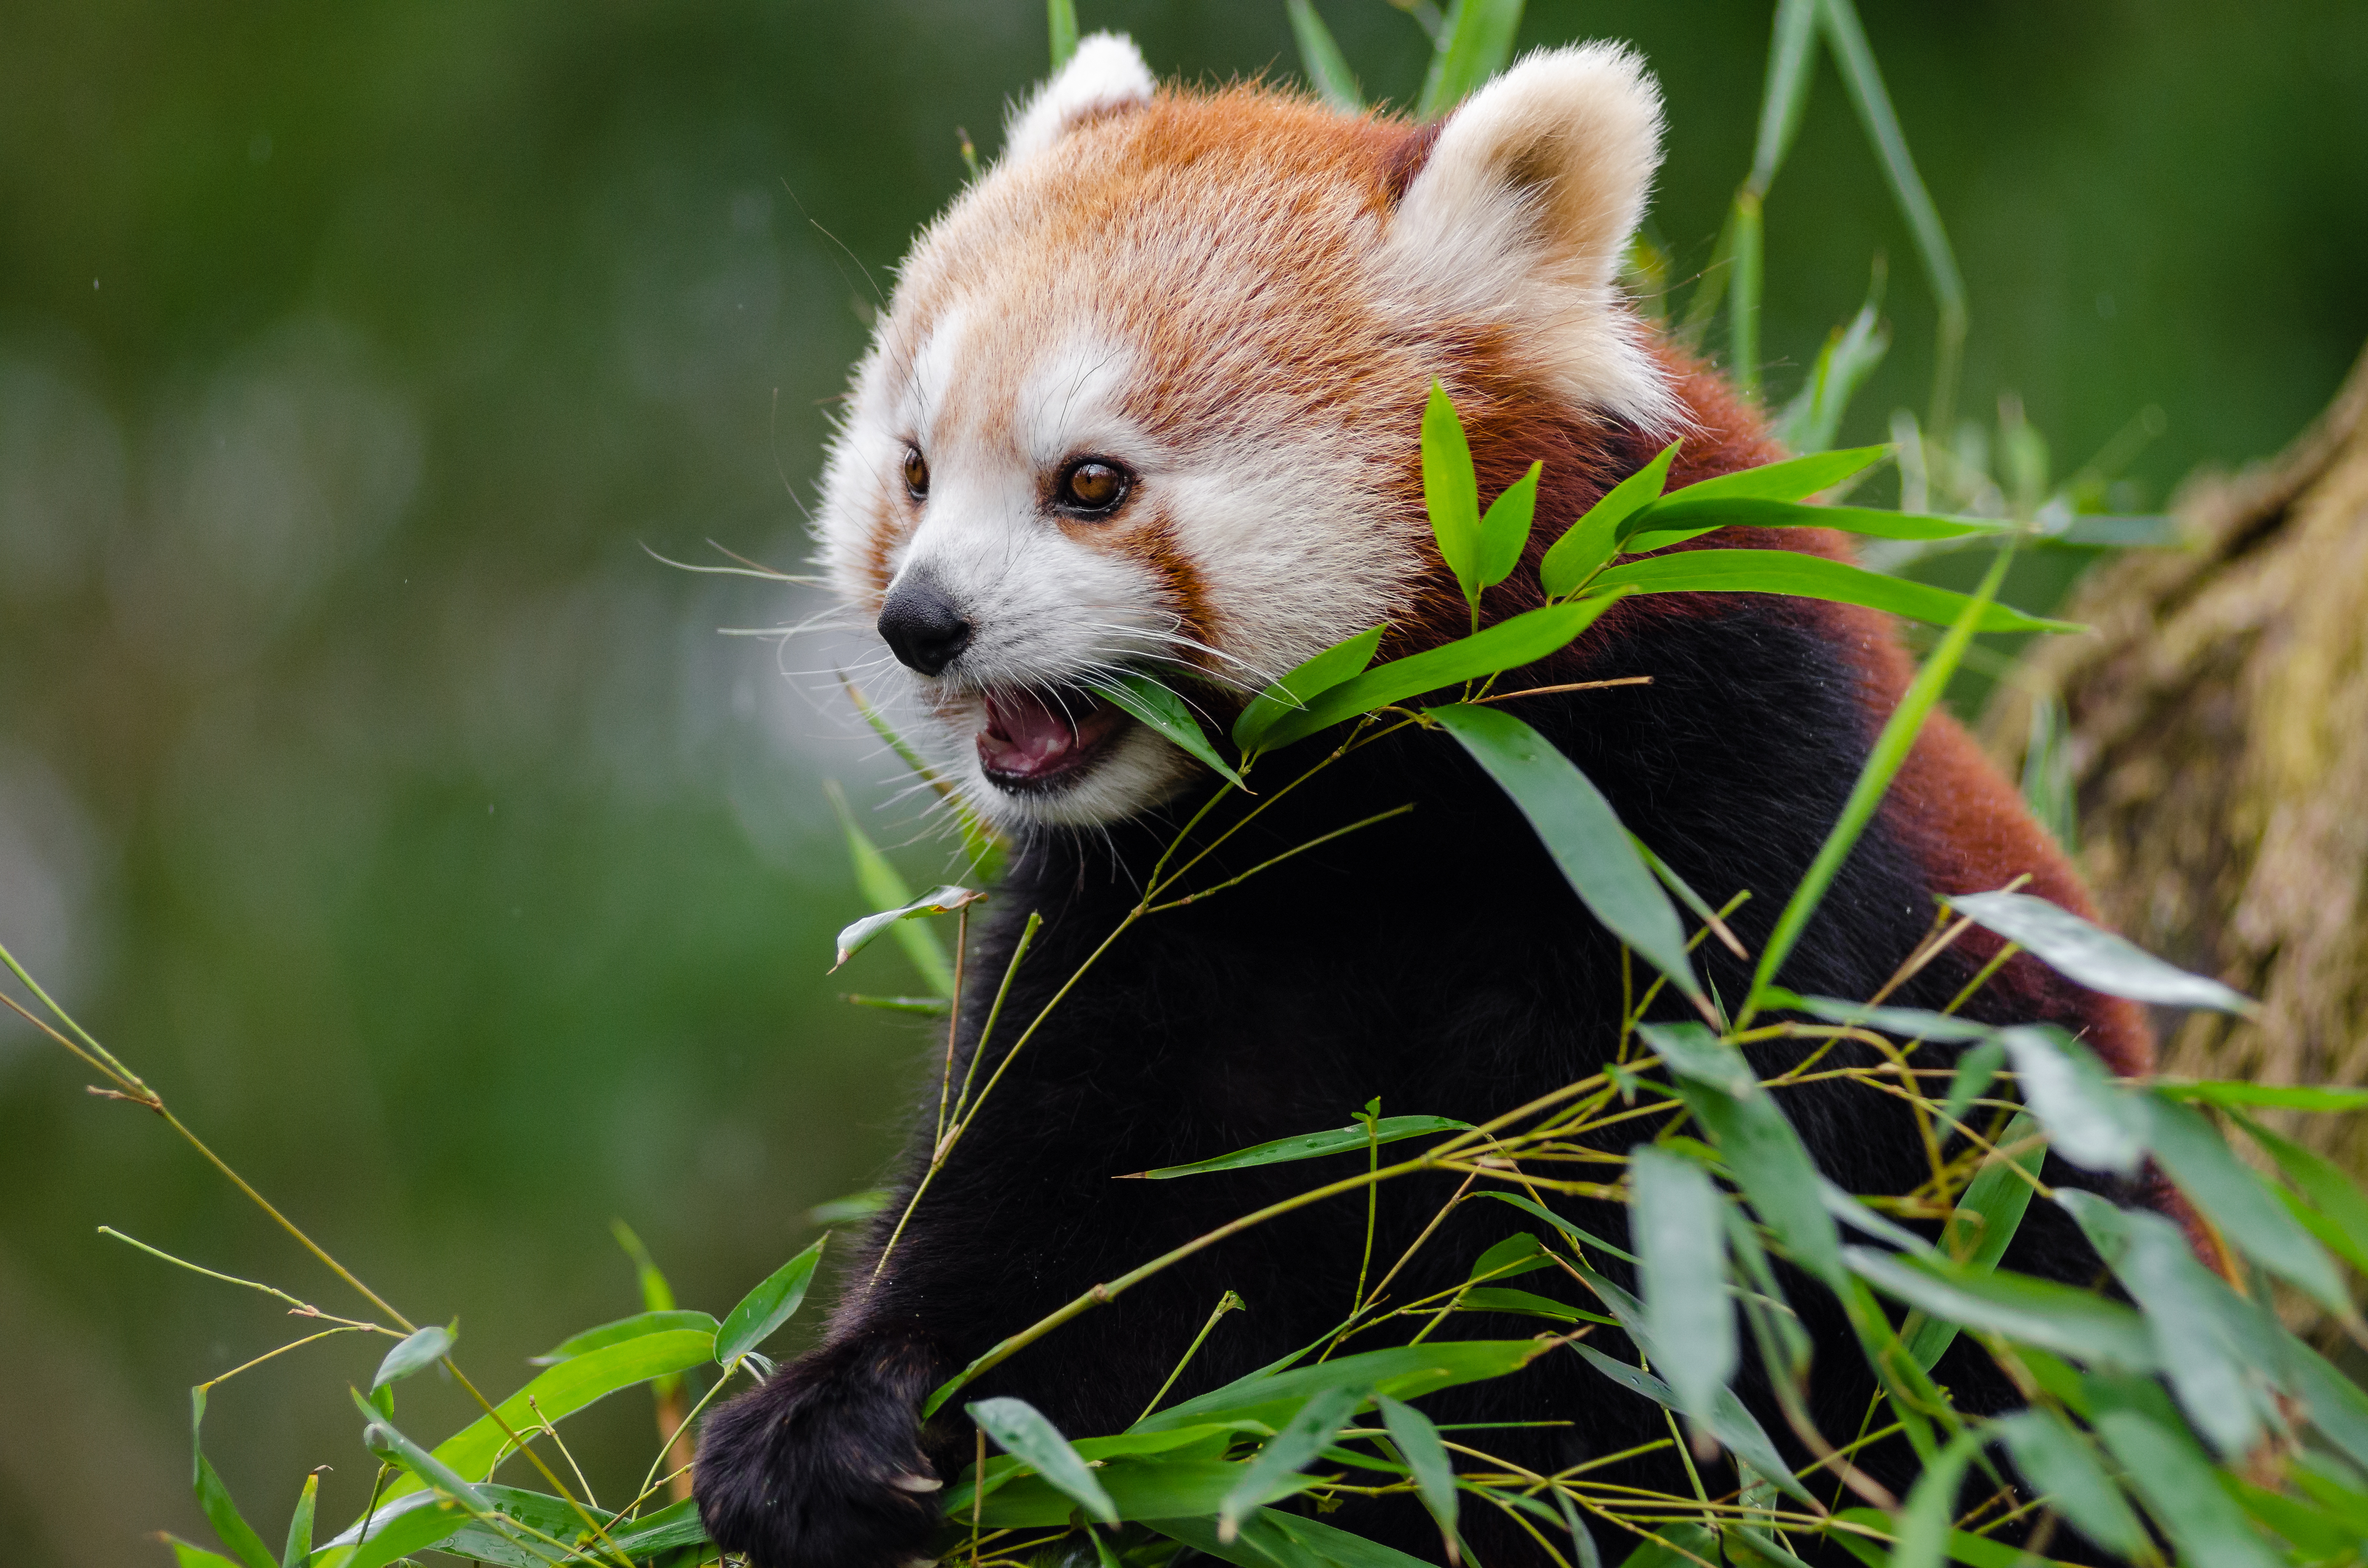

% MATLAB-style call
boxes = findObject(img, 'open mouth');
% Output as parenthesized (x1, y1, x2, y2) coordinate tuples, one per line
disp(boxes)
(976, 686, 1133, 792)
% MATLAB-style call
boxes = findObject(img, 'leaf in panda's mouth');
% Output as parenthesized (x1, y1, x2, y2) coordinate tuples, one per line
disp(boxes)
(977, 687, 1130, 789)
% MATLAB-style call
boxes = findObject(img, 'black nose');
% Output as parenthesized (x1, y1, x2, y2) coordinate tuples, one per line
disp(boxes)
(876, 574, 972, 676)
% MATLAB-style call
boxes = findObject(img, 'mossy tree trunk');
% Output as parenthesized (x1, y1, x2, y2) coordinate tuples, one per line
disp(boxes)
(1986, 341, 2368, 1162)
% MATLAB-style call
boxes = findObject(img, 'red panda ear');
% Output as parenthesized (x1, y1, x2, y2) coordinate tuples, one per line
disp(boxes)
(1001, 34, 1157, 166)
(1381, 44, 1675, 426)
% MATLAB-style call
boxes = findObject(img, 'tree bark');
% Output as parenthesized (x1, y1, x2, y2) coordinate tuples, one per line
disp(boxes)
(1985, 340, 2368, 1162)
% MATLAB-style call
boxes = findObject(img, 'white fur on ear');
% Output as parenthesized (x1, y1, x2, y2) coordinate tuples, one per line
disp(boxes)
(1001, 33, 1156, 166)
(1381, 44, 1676, 427)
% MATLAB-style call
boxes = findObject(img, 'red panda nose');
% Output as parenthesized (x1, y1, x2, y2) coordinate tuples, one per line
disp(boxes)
(876, 573, 972, 676)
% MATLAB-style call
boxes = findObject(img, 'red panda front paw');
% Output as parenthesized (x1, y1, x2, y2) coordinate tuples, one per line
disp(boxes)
(694, 1335, 947, 1568)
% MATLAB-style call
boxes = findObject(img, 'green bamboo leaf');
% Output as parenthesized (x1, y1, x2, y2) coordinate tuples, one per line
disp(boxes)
(1988, 1410, 2147, 1560)
(2142, 1093, 2348, 1311)
(2228, 1109, 2368, 1276)
(1629, 1145, 1735, 1433)
(969, 1396, 1117, 1525)
(1454, 1286, 1606, 1324)
(1475, 461, 1541, 590)
(428, 1483, 624, 1568)
(2292, 1340, 2368, 1478)
(1946, 890, 2257, 1015)
(983, 1459, 1321, 1529)
(1634, 444, 1888, 514)
(1889, 1424, 1987, 1568)
(2092, 1409, 2284, 1568)
(1773, 295, 1890, 455)
(1841, 1247, 2156, 1370)
(1540, 440, 1679, 597)
(316, 1491, 470, 1568)
(281, 1472, 318, 1568)
(1903, 1111, 2042, 1369)
(1154, 1507, 1435, 1568)
(1220, 1385, 1367, 1535)
(1478, 1191, 1640, 1264)
(1255, 595, 1625, 752)
(1416, 0, 1525, 118)
(1133, 1115, 1469, 1179)
(1136, 1340, 1545, 1433)
(1588, 549, 2072, 634)
(1816, 0, 1967, 429)
(1376, 1396, 1458, 1549)
(191, 1387, 277, 1568)
(371, 1324, 454, 1392)
(1047, 0, 1077, 69)
(828, 781, 954, 996)
(831, 884, 983, 973)
(2112, 1206, 2279, 1456)
(809, 1189, 893, 1225)
(533, 1310, 719, 1365)
(370, 1328, 715, 1509)
(1093, 672, 1248, 788)
(1635, 1021, 1758, 1098)
(1466, 1231, 1553, 1282)
(1285, 0, 1361, 111)
(1620, 498, 2007, 555)
(1422, 380, 1481, 606)
(1612, 1522, 1716, 1568)
(716, 1236, 826, 1365)
(1232, 624, 1386, 753)
(1767, 992, 1997, 1042)
(1994, 1024, 2146, 1175)
(354, 1390, 494, 1513)
(1431, 704, 1701, 1001)
(2168, 1081, 2368, 1112)
(162, 1537, 244, 1568)
(604, 1496, 708, 1558)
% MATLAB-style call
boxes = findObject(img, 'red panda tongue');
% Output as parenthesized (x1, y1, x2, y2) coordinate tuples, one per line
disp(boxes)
(979, 689, 1107, 779)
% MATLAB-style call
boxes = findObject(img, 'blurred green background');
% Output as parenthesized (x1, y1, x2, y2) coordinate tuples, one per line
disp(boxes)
(1, 1, 2362, 1559)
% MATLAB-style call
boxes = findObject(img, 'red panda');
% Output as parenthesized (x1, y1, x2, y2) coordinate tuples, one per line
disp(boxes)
(697, 35, 2162, 1568)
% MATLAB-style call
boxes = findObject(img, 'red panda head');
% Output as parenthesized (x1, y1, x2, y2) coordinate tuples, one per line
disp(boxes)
(820, 33, 1676, 828)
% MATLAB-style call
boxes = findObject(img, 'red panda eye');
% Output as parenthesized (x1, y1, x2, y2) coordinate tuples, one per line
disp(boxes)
(1058, 459, 1130, 514)
(901, 448, 929, 501)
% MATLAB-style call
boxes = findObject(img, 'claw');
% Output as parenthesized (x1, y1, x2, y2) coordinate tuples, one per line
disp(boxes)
(892, 1472, 943, 1494)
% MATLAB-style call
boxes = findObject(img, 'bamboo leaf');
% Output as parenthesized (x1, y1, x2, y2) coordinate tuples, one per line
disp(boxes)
(1632, 444, 1888, 514)
(1996, 1026, 2146, 1175)
(1134, 1115, 1469, 1179)
(2142, 1094, 2348, 1312)
(1946, 890, 2258, 1014)
(162, 1538, 243, 1568)
(1477, 1191, 1640, 1264)
(1416, 0, 1525, 119)
(1749, 0, 1820, 190)
(281, 1473, 318, 1568)
(1620, 498, 2006, 555)
(1988, 1410, 2148, 1560)
(354, 1390, 494, 1513)
(1136, 1340, 1545, 1433)
(1422, 381, 1481, 606)
(1432, 704, 1701, 1001)
(532, 1307, 715, 1373)
(716, 1237, 826, 1366)
(2167, 1081, 2368, 1112)
(1255, 596, 1625, 752)
(1767, 992, 1997, 1042)
(1220, 1385, 1367, 1536)
(2109, 1206, 2276, 1456)
(2092, 1408, 2285, 1568)
(1888, 1424, 1987, 1568)
(1376, 1396, 1458, 1549)
(1093, 671, 1248, 788)
(969, 1396, 1118, 1525)
(1285, 0, 1362, 110)
(1629, 1145, 1736, 1433)
(1476, 461, 1541, 590)
(2228, 1109, 2368, 1277)
(1047, 0, 1077, 70)
(371, 1324, 454, 1392)
(1233, 625, 1387, 753)
(1841, 1248, 2156, 1370)
(191, 1387, 278, 1568)
(1940, 1038, 2006, 1130)
(1773, 295, 1890, 455)
(1540, 440, 1679, 597)
(828, 782, 954, 996)
(1903, 1111, 2042, 1369)
(1588, 548, 2072, 634)
(831, 885, 984, 973)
